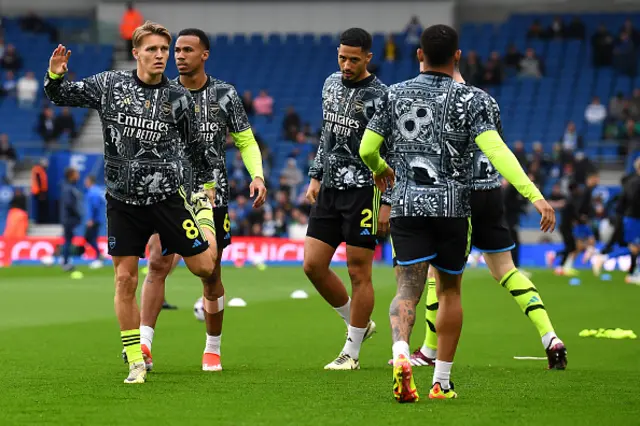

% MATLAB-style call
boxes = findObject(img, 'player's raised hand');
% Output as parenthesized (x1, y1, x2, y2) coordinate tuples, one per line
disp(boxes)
(377, 204, 391, 237)
(49, 44, 71, 75)
(306, 178, 321, 204)
(374, 166, 395, 193)
(533, 199, 556, 233)
(249, 177, 267, 208)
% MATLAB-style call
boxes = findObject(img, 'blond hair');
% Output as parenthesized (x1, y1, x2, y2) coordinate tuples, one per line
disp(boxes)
(132, 21, 172, 48)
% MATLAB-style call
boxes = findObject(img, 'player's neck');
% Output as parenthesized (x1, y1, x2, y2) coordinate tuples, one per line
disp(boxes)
(136, 69, 164, 86)
(422, 64, 454, 78)
(180, 72, 208, 91)
(354, 70, 372, 82)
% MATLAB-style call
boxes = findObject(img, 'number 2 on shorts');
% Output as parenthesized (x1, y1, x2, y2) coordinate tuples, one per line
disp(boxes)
(182, 219, 200, 239)
(360, 209, 373, 228)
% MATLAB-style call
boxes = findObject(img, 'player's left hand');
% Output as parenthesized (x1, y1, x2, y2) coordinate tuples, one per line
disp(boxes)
(250, 177, 267, 208)
(374, 167, 395, 193)
(377, 204, 391, 237)
(533, 199, 556, 233)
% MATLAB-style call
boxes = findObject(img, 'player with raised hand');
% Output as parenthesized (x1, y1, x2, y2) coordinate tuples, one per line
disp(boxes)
(136, 28, 267, 373)
(360, 24, 555, 401)
(45, 21, 217, 384)
(304, 28, 391, 370)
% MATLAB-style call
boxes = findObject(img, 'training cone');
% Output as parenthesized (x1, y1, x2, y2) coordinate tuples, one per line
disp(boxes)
(569, 278, 581, 286)
(290, 290, 309, 299)
(228, 298, 247, 307)
(600, 273, 612, 281)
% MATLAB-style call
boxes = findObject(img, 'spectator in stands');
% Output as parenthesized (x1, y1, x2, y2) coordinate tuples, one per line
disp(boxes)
(459, 50, 482, 86)
(526, 19, 546, 39)
(566, 16, 586, 40)
(404, 15, 423, 49)
(383, 34, 399, 63)
(547, 183, 567, 209)
(20, 10, 59, 43)
(282, 106, 301, 141)
(242, 90, 254, 116)
(60, 167, 82, 272)
(120, 2, 144, 59)
(1, 70, 16, 97)
(274, 189, 293, 216)
(0, 37, 5, 60)
(561, 121, 582, 152)
(54, 107, 77, 141)
(0, 44, 22, 73)
(519, 48, 543, 79)
(288, 208, 308, 240)
(262, 210, 276, 237)
(621, 18, 640, 45)
(513, 140, 528, 167)
(547, 16, 566, 39)
(37, 106, 57, 145)
(16, 71, 38, 109)
(614, 31, 637, 77)
(482, 51, 504, 86)
(273, 208, 288, 237)
(592, 24, 615, 67)
(585, 96, 607, 124)
(504, 44, 523, 71)
(2, 189, 28, 239)
(31, 158, 49, 224)
(253, 89, 274, 117)
(280, 157, 303, 197)
(619, 119, 640, 156)
(609, 92, 626, 121)
(0, 134, 16, 183)
(558, 163, 575, 195)
(529, 141, 551, 172)
(573, 151, 596, 185)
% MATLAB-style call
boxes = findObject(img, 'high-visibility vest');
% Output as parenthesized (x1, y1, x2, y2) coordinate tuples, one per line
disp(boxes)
(3, 208, 28, 238)
(31, 165, 48, 195)
(120, 10, 144, 41)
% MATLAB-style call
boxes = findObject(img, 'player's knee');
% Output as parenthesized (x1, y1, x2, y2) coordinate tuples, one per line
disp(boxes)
(303, 257, 325, 279)
(203, 279, 224, 300)
(148, 255, 173, 277)
(186, 255, 214, 279)
(347, 263, 371, 287)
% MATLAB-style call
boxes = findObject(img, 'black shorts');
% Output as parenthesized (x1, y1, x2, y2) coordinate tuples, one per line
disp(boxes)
(214, 206, 232, 251)
(306, 186, 381, 250)
(390, 216, 471, 274)
(106, 190, 209, 258)
(560, 227, 577, 253)
(470, 189, 515, 253)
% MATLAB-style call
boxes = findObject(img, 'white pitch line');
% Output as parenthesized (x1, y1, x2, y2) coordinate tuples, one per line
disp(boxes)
(513, 356, 546, 360)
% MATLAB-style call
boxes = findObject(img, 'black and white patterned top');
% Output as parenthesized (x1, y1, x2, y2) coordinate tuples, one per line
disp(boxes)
(309, 72, 392, 204)
(177, 75, 250, 207)
(367, 71, 497, 218)
(44, 70, 213, 206)
(468, 85, 503, 192)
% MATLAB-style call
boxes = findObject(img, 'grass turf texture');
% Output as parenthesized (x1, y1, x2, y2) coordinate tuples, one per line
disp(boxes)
(0, 266, 638, 425)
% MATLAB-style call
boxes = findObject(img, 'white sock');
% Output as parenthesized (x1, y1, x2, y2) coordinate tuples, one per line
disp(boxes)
(433, 360, 453, 389)
(333, 298, 351, 326)
(204, 334, 221, 355)
(392, 341, 410, 363)
(140, 325, 154, 350)
(563, 254, 575, 269)
(342, 325, 366, 359)
(542, 331, 559, 349)
(420, 344, 437, 359)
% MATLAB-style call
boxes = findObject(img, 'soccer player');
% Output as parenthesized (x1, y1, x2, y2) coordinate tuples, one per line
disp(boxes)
(593, 158, 640, 283)
(84, 175, 106, 269)
(45, 21, 217, 384)
(304, 28, 390, 370)
(401, 66, 566, 371)
(360, 25, 555, 401)
(136, 28, 267, 372)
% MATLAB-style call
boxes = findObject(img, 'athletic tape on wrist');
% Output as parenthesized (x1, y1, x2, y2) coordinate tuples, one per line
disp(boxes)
(204, 295, 224, 314)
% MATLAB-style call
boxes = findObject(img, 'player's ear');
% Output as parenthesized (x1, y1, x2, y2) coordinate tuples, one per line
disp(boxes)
(132, 48, 138, 60)
(417, 48, 424, 64)
(454, 49, 462, 63)
(366, 51, 373, 62)
(202, 50, 210, 61)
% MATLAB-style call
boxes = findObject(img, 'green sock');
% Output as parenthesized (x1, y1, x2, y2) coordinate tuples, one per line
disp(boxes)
(500, 268, 554, 337)
(121, 329, 144, 365)
(422, 278, 438, 355)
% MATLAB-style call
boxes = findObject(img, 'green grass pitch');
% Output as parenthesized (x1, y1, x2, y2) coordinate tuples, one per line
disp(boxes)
(0, 265, 638, 425)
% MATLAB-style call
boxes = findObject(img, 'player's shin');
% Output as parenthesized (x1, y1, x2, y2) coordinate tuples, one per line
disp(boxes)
(114, 256, 143, 365)
(433, 270, 462, 390)
(202, 261, 224, 371)
(422, 277, 438, 359)
(391, 263, 428, 362)
(303, 237, 349, 315)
